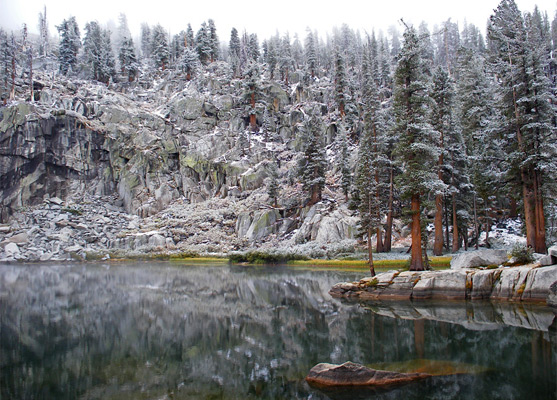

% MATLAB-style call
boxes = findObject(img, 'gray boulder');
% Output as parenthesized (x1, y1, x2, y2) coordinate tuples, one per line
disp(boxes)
(450, 249, 508, 269)
(539, 245, 557, 266)
(547, 281, 557, 307)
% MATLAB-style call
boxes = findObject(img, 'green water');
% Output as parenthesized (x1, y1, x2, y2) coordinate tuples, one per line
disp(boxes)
(0, 262, 555, 399)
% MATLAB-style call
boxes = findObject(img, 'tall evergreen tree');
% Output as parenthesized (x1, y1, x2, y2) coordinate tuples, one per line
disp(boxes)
(38, 5, 49, 57)
(207, 19, 219, 62)
(305, 29, 318, 78)
(180, 47, 200, 80)
(298, 116, 327, 206)
(119, 37, 138, 81)
(488, 0, 556, 253)
(56, 16, 80, 75)
(242, 61, 262, 131)
(393, 26, 440, 271)
(140, 23, 151, 59)
(333, 48, 347, 118)
(151, 24, 170, 70)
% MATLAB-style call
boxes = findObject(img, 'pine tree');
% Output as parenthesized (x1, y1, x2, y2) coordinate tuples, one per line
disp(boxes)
(151, 24, 169, 70)
(119, 37, 138, 81)
(337, 123, 351, 201)
(56, 16, 80, 75)
(457, 48, 500, 248)
(393, 26, 440, 271)
(229, 27, 241, 76)
(186, 24, 195, 49)
(333, 48, 347, 118)
(279, 33, 294, 84)
(140, 23, 151, 59)
(488, 0, 556, 253)
(305, 29, 318, 78)
(298, 116, 327, 206)
(207, 19, 219, 62)
(242, 61, 262, 131)
(248, 33, 260, 61)
(0, 29, 10, 104)
(180, 47, 200, 80)
(98, 29, 116, 84)
(267, 162, 280, 207)
(83, 21, 102, 80)
(196, 22, 212, 64)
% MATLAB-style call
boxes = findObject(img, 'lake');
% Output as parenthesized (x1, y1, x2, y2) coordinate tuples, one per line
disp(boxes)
(0, 262, 555, 399)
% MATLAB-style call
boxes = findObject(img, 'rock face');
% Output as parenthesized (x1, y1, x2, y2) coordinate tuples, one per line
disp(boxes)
(306, 362, 431, 388)
(450, 249, 508, 269)
(330, 265, 557, 305)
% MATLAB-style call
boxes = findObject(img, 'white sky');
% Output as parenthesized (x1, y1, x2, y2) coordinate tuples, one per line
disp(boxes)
(1, 0, 556, 41)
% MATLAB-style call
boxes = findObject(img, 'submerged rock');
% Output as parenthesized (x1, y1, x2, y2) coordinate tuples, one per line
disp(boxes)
(306, 361, 431, 388)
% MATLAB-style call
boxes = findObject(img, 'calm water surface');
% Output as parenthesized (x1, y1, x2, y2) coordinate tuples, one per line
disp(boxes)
(0, 262, 555, 399)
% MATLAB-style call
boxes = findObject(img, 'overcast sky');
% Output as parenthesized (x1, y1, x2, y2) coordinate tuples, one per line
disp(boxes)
(1, 0, 555, 41)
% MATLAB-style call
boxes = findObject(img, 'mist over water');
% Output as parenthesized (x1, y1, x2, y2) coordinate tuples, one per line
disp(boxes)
(1, 262, 555, 399)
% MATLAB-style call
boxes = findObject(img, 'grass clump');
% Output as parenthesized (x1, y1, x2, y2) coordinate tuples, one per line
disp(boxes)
(229, 251, 309, 264)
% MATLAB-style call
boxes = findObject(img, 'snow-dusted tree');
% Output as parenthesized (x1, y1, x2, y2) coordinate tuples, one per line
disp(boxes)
(298, 116, 327, 206)
(279, 33, 294, 84)
(305, 29, 318, 78)
(119, 37, 138, 81)
(354, 46, 389, 272)
(151, 24, 169, 70)
(264, 36, 279, 79)
(432, 66, 472, 253)
(242, 61, 262, 131)
(207, 19, 219, 62)
(267, 161, 280, 207)
(140, 23, 151, 59)
(21, 24, 34, 101)
(292, 33, 303, 68)
(38, 5, 49, 57)
(236, 131, 250, 157)
(185, 24, 195, 48)
(195, 22, 212, 64)
(457, 48, 499, 248)
(83, 22, 115, 84)
(333, 48, 347, 118)
(336, 123, 351, 201)
(435, 19, 461, 75)
(393, 26, 440, 271)
(248, 33, 260, 61)
(229, 27, 241, 75)
(56, 16, 80, 75)
(180, 47, 200, 80)
(0, 29, 10, 103)
(98, 29, 116, 84)
(488, 0, 556, 253)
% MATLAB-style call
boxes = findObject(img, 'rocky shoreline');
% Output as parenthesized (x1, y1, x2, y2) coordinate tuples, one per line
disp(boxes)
(330, 264, 557, 307)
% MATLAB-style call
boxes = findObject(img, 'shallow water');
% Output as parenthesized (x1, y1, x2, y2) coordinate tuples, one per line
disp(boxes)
(0, 262, 555, 399)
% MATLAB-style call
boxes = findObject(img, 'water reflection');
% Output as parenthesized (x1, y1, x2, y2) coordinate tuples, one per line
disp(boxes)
(0, 262, 555, 399)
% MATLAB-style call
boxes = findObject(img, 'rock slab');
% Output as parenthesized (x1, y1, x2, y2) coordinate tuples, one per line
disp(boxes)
(450, 249, 508, 269)
(306, 362, 431, 388)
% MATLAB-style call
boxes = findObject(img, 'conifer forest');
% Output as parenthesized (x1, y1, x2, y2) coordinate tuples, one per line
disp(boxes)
(1, 0, 557, 271)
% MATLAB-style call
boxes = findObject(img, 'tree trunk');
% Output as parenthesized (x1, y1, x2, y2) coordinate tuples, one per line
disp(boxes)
(367, 227, 376, 277)
(533, 170, 547, 254)
(485, 200, 491, 247)
(433, 194, 444, 255)
(522, 177, 536, 250)
(384, 166, 394, 252)
(473, 193, 479, 250)
(410, 194, 424, 271)
(452, 193, 460, 252)
(250, 91, 257, 131)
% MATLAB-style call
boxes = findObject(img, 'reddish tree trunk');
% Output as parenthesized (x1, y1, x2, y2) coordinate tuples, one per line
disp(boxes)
(533, 170, 547, 254)
(410, 194, 424, 271)
(367, 227, 376, 277)
(522, 175, 536, 250)
(451, 193, 460, 252)
(433, 194, 444, 255)
(384, 167, 394, 252)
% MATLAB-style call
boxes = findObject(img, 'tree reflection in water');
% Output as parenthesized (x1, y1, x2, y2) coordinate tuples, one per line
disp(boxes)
(0, 262, 555, 399)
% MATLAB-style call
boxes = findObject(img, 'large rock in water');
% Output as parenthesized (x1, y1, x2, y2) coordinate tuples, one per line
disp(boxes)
(306, 362, 431, 388)
(450, 249, 508, 269)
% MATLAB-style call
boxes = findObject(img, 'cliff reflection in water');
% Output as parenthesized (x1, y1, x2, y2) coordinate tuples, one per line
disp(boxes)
(0, 262, 555, 399)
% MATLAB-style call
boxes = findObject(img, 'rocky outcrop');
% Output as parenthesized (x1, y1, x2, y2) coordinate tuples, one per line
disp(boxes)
(547, 281, 557, 307)
(330, 265, 557, 305)
(306, 362, 431, 388)
(450, 249, 508, 269)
